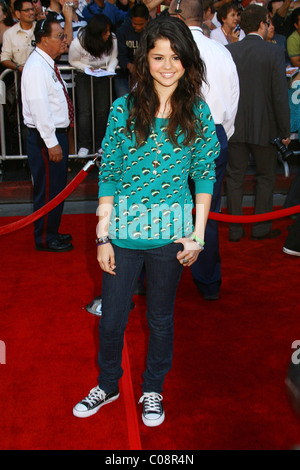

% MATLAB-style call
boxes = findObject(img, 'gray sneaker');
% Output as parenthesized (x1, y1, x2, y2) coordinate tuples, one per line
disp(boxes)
(139, 392, 165, 427)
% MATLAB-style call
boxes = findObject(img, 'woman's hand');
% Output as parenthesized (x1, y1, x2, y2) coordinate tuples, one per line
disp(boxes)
(174, 237, 202, 267)
(97, 243, 116, 275)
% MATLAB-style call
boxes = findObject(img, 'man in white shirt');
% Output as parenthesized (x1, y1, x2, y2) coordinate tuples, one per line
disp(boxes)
(1, 0, 36, 73)
(21, 18, 74, 251)
(169, 0, 240, 300)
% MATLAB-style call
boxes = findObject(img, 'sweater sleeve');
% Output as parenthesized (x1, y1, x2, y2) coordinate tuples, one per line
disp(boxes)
(68, 37, 85, 71)
(190, 101, 220, 195)
(98, 99, 126, 197)
(106, 35, 119, 73)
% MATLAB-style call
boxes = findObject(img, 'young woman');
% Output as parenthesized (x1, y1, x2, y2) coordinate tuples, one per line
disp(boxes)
(73, 16, 220, 427)
(69, 14, 118, 157)
(210, 3, 245, 46)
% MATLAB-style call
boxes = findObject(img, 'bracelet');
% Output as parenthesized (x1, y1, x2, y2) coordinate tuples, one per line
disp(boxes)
(96, 236, 111, 246)
(189, 233, 205, 247)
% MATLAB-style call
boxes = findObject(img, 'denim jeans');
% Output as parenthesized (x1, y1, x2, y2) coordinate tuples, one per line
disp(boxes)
(98, 242, 184, 394)
(190, 124, 228, 296)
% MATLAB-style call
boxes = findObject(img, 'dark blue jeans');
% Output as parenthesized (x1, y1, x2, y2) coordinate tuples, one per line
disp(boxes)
(190, 124, 228, 296)
(98, 242, 184, 394)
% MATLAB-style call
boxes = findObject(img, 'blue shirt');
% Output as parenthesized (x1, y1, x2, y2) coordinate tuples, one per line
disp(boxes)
(82, 0, 129, 24)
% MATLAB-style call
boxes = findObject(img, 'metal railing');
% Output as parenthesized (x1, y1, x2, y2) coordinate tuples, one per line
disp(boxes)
(0, 65, 114, 162)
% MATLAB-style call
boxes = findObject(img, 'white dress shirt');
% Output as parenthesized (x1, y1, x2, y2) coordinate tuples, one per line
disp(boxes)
(190, 26, 240, 140)
(21, 48, 70, 149)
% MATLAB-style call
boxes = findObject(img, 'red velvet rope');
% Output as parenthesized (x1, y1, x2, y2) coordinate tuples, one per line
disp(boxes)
(0, 161, 299, 236)
(209, 204, 300, 222)
(0, 165, 92, 236)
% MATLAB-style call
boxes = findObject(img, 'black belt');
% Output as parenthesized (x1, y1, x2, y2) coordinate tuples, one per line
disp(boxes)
(27, 126, 69, 134)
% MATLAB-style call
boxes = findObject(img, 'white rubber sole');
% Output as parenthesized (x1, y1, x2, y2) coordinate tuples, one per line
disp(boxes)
(142, 411, 165, 427)
(73, 393, 119, 418)
(283, 247, 300, 257)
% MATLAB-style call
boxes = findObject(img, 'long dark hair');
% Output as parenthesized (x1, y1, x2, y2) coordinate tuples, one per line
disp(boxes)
(126, 16, 207, 148)
(0, 1, 14, 26)
(78, 14, 113, 58)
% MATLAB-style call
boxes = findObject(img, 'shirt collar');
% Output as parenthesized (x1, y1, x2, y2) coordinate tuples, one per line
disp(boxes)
(16, 21, 35, 34)
(248, 32, 264, 39)
(189, 26, 203, 34)
(35, 47, 55, 68)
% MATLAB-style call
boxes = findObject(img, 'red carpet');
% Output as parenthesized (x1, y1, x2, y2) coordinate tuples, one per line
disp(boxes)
(0, 212, 300, 450)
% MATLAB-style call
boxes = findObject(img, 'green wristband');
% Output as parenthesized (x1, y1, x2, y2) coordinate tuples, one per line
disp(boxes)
(190, 233, 205, 247)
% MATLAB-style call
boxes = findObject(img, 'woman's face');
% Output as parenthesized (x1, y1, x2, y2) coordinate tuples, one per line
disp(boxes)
(223, 9, 239, 30)
(102, 25, 110, 42)
(147, 38, 185, 94)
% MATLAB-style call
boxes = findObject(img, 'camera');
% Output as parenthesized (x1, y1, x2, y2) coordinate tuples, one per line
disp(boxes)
(270, 137, 294, 161)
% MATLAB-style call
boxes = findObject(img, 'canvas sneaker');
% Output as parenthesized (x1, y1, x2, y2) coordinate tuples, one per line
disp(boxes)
(73, 386, 119, 418)
(139, 392, 165, 427)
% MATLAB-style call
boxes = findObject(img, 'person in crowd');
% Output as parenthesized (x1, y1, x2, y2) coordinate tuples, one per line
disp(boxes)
(69, 14, 118, 157)
(73, 16, 219, 427)
(114, 2, 149, 97)
(21, 18, 74, 251)
(0, 1, 14, 48)
(47, 0, 86, 156)
(287, 8, 300, 67)
(143, 0, 171, 18)
(32, 0, 46, 20)
(210, 2, 245, 45)
(266, 17, 291, 66)
(169, 0, 239, 301)
(226, 4, 291, 241)
(202, 0, 221, 32)
(81, 0, 130, 24)
(269, 0, 300, 38)
(1, 0, 35, 73)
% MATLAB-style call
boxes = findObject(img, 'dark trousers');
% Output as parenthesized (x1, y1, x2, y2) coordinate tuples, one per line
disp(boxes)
(284, 169, 300, 208)
(284, 213, 300, 250)
(26, 129, 69, 247)
(226, 142, 278, 238)
(98, 243, 184, 395)
(190, 124, 228, 296)
(75, 73, 110, 151)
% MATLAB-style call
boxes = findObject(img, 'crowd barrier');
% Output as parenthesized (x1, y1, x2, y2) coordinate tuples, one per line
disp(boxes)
(0, 66, 114, 162)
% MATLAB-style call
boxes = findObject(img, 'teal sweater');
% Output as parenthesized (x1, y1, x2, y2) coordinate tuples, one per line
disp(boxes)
(98, 95, 220, 250)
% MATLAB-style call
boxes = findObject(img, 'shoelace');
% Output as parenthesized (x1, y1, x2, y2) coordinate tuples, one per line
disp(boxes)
(83, 386, 106, 405)
(138, 392, 163, 413)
